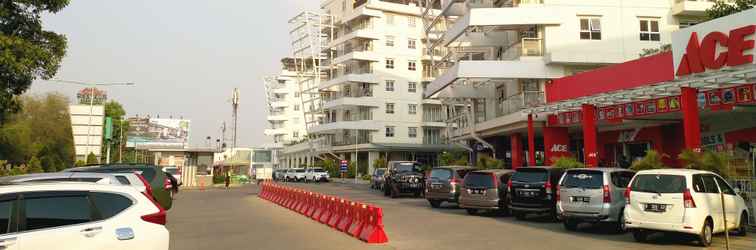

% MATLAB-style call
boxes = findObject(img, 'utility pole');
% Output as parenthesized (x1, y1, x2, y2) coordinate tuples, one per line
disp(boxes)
(231, 88, 240, 149)
(119, 120, 124, 163)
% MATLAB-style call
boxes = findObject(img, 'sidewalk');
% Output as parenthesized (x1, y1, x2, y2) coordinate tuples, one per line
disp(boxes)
(330, 178, 370, 185)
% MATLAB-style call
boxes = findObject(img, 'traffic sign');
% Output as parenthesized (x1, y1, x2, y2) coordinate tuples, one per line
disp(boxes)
(340, 160, 348, 173)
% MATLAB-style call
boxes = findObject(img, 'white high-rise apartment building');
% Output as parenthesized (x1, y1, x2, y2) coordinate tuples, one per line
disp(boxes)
(264, 58, 309, 147)
(420, 0, 713, 164)
(280, 0, 454, 171)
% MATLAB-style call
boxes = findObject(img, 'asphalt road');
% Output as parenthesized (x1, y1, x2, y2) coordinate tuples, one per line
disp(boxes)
(167, 182, 755, 250)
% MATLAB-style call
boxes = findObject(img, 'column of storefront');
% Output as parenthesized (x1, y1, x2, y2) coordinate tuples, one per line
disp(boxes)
(582, 104, 599, 167)
(527, 114, 536, 166)
(511, 134, 523, 169)
(681, 87, 702, 152)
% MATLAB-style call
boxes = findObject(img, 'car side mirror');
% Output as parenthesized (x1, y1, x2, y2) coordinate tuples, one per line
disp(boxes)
(733, 187, 741, 194)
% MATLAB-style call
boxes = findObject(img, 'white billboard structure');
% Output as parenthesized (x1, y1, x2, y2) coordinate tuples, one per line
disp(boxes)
(69, 104, 105, 162)
(127, 117, 191, 149)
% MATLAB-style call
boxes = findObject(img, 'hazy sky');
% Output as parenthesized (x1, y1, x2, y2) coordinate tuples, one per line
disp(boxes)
(30, 0, 319, 148)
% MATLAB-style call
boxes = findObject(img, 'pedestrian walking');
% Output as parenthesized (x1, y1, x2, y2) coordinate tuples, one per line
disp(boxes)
(224, 171, 231, 189)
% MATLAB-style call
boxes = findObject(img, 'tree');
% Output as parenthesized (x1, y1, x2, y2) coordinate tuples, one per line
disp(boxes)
(86, 152, 98, 165)
(476, 155, 504, 169)
(706, 0, 756, 20)
(630, 150, 669, 171)
(679, 150, 732, 178)
(0, 0, 70, 124)
(439, 151, 469, 166)
(103, 100, 128, 162)
(27, 156, 43, 173)
(552, 156, 585, 169)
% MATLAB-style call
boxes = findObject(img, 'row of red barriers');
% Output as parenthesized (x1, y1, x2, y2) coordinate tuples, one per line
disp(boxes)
(258, 181, 389, 244)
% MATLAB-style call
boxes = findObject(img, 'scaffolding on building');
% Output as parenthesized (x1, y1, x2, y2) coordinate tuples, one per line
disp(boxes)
(288, 11, 336, 164)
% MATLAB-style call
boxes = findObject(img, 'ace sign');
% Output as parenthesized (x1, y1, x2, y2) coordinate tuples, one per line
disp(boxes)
(673, 8, 756, 78)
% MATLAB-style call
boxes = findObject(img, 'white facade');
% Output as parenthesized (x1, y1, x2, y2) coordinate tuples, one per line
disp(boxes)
(423, 0, 713, 142)
(263, 69, 309, 146)
(69, 104, 105, 162)
(280, 0, 455, 171)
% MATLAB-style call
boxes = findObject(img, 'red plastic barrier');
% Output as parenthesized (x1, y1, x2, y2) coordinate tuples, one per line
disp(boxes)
(359, 206, 388, 243)
(306, 193, 317, 217)
(312, 195, 325, 220)
(336, 201, 354, 232)
(348, 203, 367, 237)
(327, 199, 344, 228)
(319, 197, 335, 224)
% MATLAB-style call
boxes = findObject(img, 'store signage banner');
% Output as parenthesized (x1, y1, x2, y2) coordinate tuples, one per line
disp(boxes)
(552, 83, 756, 126)
(672, 8, 755, 78)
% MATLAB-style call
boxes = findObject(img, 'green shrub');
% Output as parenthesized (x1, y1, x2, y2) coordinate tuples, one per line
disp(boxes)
(552, 156, 584, 169)
(630, 150, 668, 171)
(322, 159, 339, 178)
(439, 151, 469, 166)
(212, 174, 225, 184)
(679, 149, 732, 178)
(361, 174, 372, 181)
(476, 155, 504, 169)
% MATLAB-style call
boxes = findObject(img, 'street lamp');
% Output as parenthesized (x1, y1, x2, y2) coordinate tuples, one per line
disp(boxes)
(45, 79, 135, 164)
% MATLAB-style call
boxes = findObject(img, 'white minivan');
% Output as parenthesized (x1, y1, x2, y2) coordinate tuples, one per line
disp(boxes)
(624, 169, 750, 246)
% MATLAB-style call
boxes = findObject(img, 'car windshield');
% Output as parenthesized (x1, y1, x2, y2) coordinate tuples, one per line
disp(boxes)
(562, 170, 603, 189)
(464, 172, 495, 188)
(164, 168, 178, 174)
(313, 169, 325, 173)
(512, 169, 548, 183)
(395, 163, 419, 173)
(375, 169, 385, 175)
(631, 174, 686, 194)
(430, 169, 452, 180)
(296, 169, 306, 173)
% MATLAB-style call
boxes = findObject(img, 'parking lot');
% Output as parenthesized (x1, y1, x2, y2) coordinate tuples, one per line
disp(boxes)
(168, 182, 755, 250)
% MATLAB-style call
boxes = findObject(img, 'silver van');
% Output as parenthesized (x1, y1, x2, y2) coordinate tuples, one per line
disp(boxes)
(557, 168, 635, 232)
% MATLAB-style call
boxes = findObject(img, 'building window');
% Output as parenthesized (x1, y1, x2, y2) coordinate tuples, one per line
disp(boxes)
(422, 82, 429, 90)
(343, 85, 351, 96)
(408, 104, 417, 115)
(385, 35, 395, 47)
(294, 91, 300, 97)
(386, 14, 394, 25)
(408, 127, 417, 138)
(579, 17, 601, 40)
(385, 80, 395, 91)
(294, 105, 300, 111)
(342, 0, 346, 11)
(639, 19, 660, 41)
(293, 131, 299, 138)
(385, 126, 395, 137)
(408, 39, 416, 49)
(386, 58, 394, 69)
(408, 82, 417, 93)
(386, 103, 394, 114)
(408, 16, 416, 27)
(408, 60, 417, 71)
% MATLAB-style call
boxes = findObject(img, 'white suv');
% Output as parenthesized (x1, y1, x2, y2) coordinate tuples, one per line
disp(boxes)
(624, 169, 750, 246)
(0, 182, 169, 250)
(304, 168, 329, 182)
(286, 169, 306, 182)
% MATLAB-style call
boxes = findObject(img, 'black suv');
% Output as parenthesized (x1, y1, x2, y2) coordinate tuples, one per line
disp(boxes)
(508, 167, 565, 221)
(383, 161, 425, 198)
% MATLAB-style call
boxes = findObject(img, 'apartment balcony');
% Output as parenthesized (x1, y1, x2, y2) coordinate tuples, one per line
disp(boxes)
(672, 0, 717, 16)
(442, 6, 561, 46)
(322, 91, 380, 109)
(496, 90, 545, 117)
(333, 49, 381, 65)
(266, 113, 288, 121)
(321, 70, 379, 89)
(269, 99, 288, 108)
(264, 128, 287, 136)
(331, 18, 380, 47)
(329, 133, 373, 146)
(310, 120, 381, 134)
(423, 59, 562, 98)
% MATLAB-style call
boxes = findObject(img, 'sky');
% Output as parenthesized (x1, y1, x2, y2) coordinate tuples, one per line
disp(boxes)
(30, 0, 319, 148)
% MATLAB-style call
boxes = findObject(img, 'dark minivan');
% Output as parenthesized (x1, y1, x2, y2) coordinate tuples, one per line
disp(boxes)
(459, 169, 514, 215)
(508, 167, 565, 221)
(425, 166, 476, 208)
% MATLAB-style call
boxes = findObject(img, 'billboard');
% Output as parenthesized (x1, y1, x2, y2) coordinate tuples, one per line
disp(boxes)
(126, 117, 190, 149)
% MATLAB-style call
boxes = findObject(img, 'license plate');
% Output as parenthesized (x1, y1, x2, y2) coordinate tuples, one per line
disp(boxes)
(644, 203, 666, 212)
(409, 183, 419, 188)
(571, 196, 590, 203)
(431, 184, 442, 189)
(470, 189, 486, 195)
(519, 191, 536, 197)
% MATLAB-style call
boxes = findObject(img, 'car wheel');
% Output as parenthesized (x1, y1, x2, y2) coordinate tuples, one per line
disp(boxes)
(429, 199, 442, 208)
(632, 230, 647, 242)
(615, 209, 627, 233)
(563, 218, 578, 231)
(414, 192, 421, 198)
(736, 212, 748, 236)
(466, 209, 478, 215)
(390, 187, 398, 198)
(698, 220, 713, 247)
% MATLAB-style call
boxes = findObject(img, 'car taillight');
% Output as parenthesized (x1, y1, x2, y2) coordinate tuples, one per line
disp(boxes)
(603, 185, 611, 203)
(683, 188, 696, 208)
(491, 174, 499, 188)
(624, 187, 631, 204)
(141, 192, 166, 225)
(164, 177, 172, 190)
(545, 180, 553, 194)
(507, 179, 512, 192)
(556, 184, 561, 201)
(135, 173, 154, 198)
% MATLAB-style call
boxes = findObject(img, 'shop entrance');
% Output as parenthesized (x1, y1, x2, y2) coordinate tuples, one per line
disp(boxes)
(607, 142, 650, 168)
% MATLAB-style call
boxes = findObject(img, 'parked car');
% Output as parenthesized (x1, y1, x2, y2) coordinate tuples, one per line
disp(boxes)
(383, 161, 425, 198)
(0, 172, 124, 185)
(557, 168, 635, 232)
(110, 172, 148, 193)
(273, 169, 288, 181)
(371, 168, 386, 190)
(162, 166, 182, 186)
(425, 166, 477, 208)
(286, 169, 306, 182)
(66, 165, 174, 210)
(0, 182, 169, 250)
(459, 169, 514, 215)
(624, 169, 750, 246)
(508, 166, 565, 221)
(304, 168, 329, 182)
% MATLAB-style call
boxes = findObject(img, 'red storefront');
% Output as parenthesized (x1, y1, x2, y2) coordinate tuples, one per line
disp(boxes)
(527, 9, 756, 179)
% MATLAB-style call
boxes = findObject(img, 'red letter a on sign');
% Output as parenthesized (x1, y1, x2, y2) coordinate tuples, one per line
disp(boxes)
(676, 32, 706, 76)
